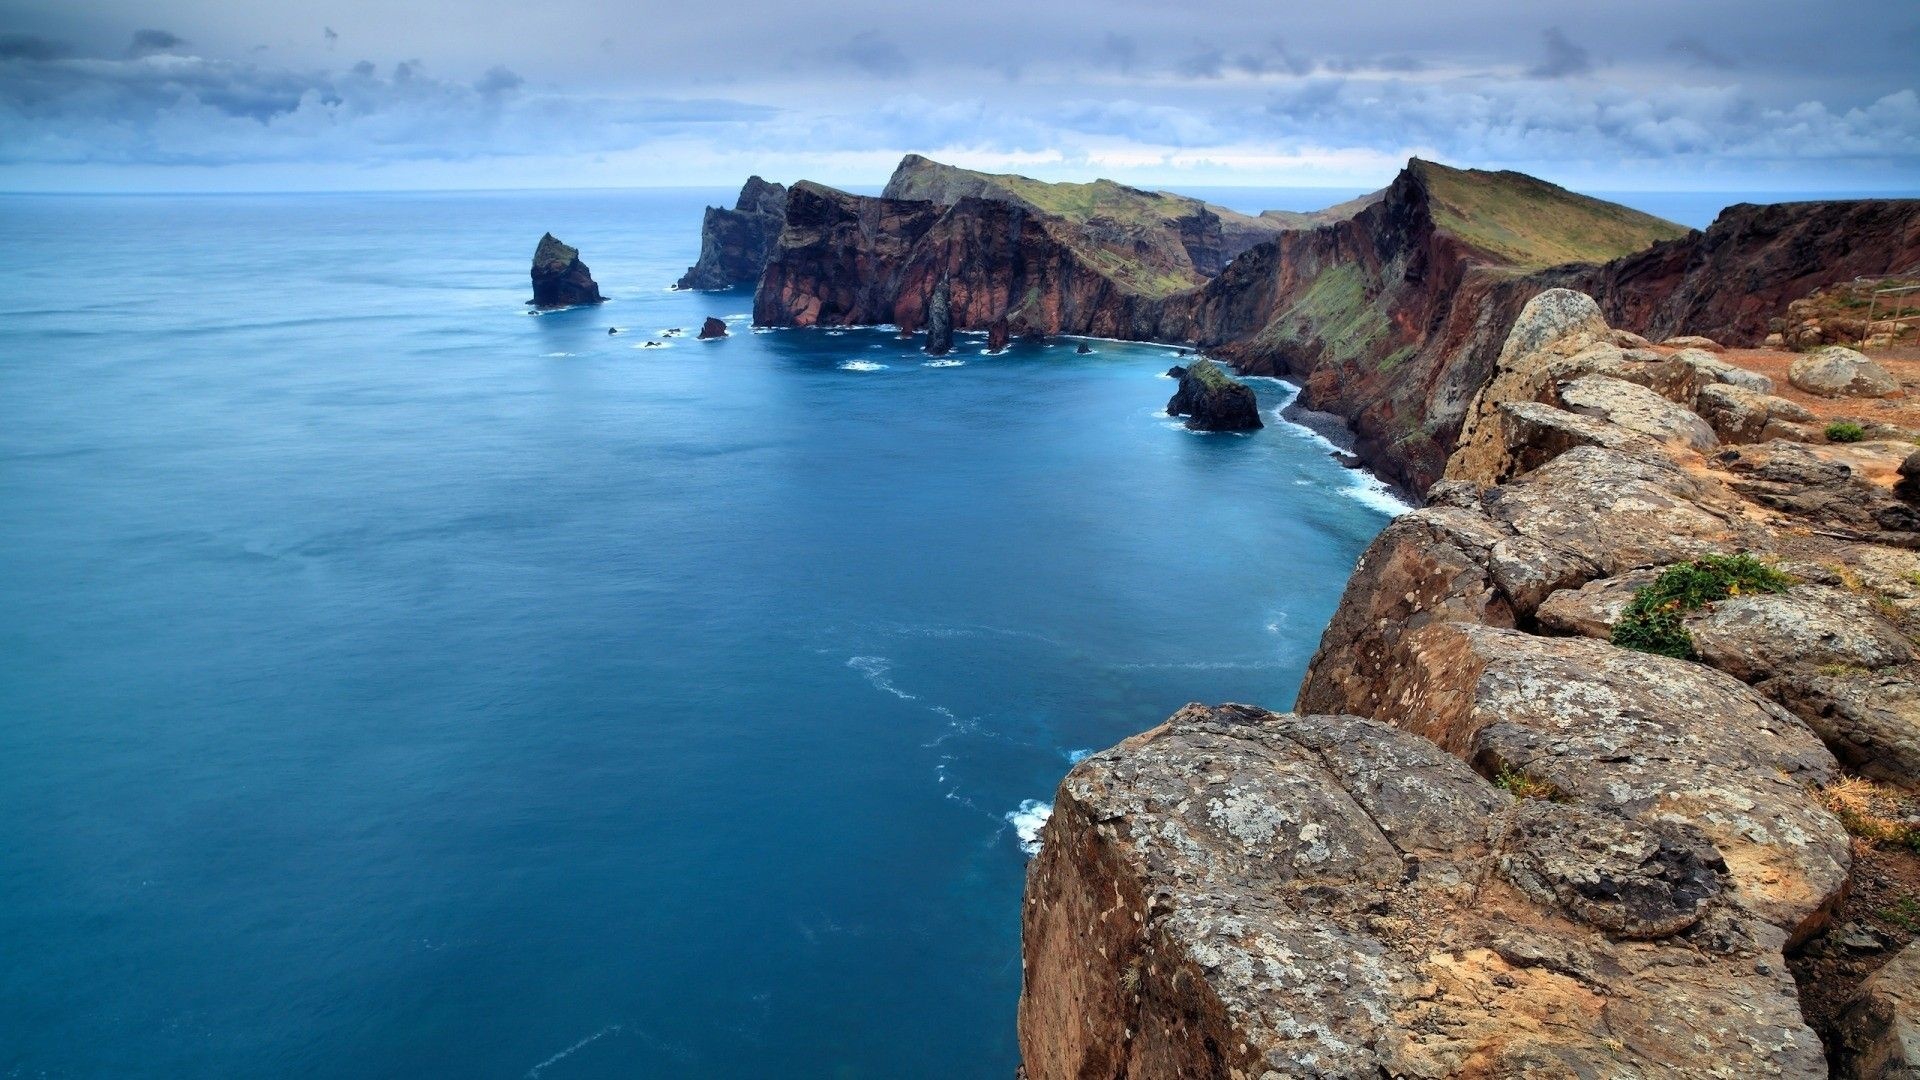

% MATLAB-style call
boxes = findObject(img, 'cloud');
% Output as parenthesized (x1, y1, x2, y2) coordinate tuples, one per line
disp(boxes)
(1097, 32, 1137, 74)
(0, 33, 73, 61)
(1528, 27, 1592, 79)
(127, 30, 187, 58)
(1175, 45, 1225, 80)
(323, 27, 338, 49)
(834, 32, 911, 79)
(1667, 36, 1736, 70)
(474, 65, 522, 96)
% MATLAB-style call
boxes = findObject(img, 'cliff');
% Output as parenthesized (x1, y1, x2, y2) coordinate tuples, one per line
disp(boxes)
(676, 176, 788, 290)
(1021, 290, 1920, 1077)
(747, 155, 1920, 499)
(529, 232, 603, 308)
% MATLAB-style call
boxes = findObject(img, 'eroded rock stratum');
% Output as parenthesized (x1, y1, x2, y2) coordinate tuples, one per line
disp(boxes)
(1021, 288, 1920, 1078)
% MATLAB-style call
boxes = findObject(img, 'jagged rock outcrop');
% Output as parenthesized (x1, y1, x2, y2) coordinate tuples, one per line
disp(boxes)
(1164, 360, 1261, 431)
(1023, 291, 1920, 1075)
(1019, 703, 1825, 1079)
(676, 176, 788, 290)
(529, 233, 604, 309)
(1833, 940, 1920, 1078)
(698, 316, 728, 340)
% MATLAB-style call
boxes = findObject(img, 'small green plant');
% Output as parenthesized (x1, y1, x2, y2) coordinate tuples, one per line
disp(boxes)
(1492, 764, 1561, 801)
(1826, 421, 1866, 443)
(1612, 554, 1793, 658)
(1884, 896, 1920, 932)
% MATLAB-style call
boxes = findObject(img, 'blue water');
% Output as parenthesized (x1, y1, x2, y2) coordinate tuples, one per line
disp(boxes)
(0, 190, 1399, 1077)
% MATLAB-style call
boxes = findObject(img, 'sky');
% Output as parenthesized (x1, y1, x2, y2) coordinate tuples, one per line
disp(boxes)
(1, 0, 1917, 193)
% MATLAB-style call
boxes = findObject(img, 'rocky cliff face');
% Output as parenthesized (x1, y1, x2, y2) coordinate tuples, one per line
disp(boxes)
(748, 157, 1920, 500)
(676, 177, 788, 291)
(529, 233, 604, 308)
(1022, 289, 1920, 1077)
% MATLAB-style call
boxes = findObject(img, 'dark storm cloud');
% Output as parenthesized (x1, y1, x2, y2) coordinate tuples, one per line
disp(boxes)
(0, 0, 1913, 186)
(1527, 28, 1592, 79)
(127, 29, 186, 57)
(1668, 36, 1737, 70)
(0, 33, 72, 61)
(834, 32, 911, 79)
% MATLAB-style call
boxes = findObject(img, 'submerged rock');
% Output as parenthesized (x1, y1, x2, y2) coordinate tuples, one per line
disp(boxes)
(529, 233, 604, 309)
(1165, 359, 1262, 431)
(698, 316, 728, 340)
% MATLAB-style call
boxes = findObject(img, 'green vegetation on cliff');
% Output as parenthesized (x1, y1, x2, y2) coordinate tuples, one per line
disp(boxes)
(1612, 554, 1794, 659)
(1412, 159, 1690, 270)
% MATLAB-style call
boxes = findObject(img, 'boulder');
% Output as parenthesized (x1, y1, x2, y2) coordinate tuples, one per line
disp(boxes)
(1696, 383, 1815, 444)
(1662, 335, 1725, 351)
(1605, 327, 1653, 348)
(1477, 401, 1666, 483)
(1535, 568, 1662, 639)
(1317, 621, 1848, 939)
(529, 233, 604, 308)
(1018, 704, 1826, 1080)
(698, 316, 728, 340)
(1790, 346, 1902, 398)
(1899, 450, 1920, 505)
(1832, 940, 1920, 1078)
(1557, 374, 1718, 452)
(1669, 347, 1776, 393)
(1686, 586, 1913, 685)
(1766, 673, 1920, 788)
(1164, 360, 1262, 431)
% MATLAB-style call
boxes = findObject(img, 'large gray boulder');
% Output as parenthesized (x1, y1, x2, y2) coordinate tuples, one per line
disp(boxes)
(1558, 374, 1719, 452)
(1018, 704, 1826, 1080)
(1790, 346, 1901, 398)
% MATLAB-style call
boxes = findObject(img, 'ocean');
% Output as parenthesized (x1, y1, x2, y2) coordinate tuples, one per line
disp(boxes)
(0, 189, 1399, 1077)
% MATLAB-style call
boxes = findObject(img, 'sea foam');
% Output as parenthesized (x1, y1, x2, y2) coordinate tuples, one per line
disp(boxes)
(1006, 800, 1052, 855)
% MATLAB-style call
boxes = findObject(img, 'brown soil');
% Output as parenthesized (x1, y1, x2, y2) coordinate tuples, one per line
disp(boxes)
(1790, 831, 1920, 1051)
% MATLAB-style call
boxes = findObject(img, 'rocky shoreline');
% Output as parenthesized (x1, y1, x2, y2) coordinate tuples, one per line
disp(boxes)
(1021, 290, 1920, 1078)
(672, 156, 1920, 1074)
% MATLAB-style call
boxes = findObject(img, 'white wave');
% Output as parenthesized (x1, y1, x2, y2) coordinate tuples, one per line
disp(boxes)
(723, 313, 750, 322)
(541, 352, 574, 358)
(825, 329, 847, 336)
(839, 360, 887, 371)
(847, 655, 915, 699)
(1006, 799, 1053, 855)
(1065, 748, 1093, 764)
(527, 1024, 625, 1078)
(1342, 473, 1415, 516)
(925, 359, 966, 368)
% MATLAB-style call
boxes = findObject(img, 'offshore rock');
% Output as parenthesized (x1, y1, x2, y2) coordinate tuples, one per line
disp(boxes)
(924, 276, 953, 356)
(529, 233, 604, 308)
(986, 317, 1009, 353)
(1017, 704, 1825, 1079)
(698, 316, 728, 340)
(677, 177, 788, 290)
(1164, 359, 1261, 431)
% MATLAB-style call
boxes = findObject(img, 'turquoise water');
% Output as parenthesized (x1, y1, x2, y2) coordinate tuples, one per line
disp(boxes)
(0, 191, 1399, 1077)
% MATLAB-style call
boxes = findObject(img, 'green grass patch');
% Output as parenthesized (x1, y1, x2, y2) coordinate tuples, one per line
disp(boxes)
(1612, 554, 1794, 659)
(1826, 421, 1866, 443)
(1414, 160, 1688, 270)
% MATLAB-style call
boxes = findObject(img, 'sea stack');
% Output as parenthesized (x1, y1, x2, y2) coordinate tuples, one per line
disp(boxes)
(925, 277, 953, 356)
(529, 233, 604, 309)
(698, 316, 729, 340)
(1166, 359, 1263, 431)
(986, 318, 1010, 354)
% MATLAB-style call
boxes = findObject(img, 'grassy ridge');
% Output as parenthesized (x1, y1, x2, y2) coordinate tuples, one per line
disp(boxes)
(1413, 160, 1690, 269)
